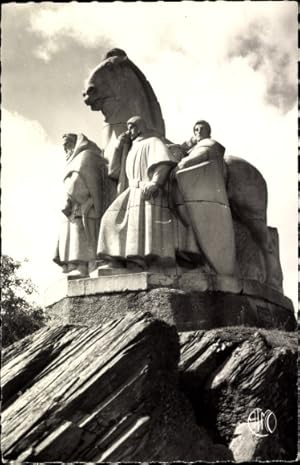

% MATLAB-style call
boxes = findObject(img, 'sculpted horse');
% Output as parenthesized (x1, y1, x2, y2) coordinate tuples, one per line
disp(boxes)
(83, 49, 166, 164)
(83, 48, 282, 289)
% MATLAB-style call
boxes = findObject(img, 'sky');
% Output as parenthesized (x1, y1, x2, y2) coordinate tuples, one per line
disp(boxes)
(2, 1, 298, 309)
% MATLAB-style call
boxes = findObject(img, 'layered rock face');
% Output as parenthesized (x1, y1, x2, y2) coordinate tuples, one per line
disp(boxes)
(2, 312, 297, 462)
(179, 327, 297, 461)
(2, 312, 231, 462)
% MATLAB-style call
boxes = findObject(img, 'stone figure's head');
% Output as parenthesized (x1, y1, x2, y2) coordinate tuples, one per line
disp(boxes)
(62, 133, 77, 158)
(127, 116, 147, 141)
(193, 120, 211, 142)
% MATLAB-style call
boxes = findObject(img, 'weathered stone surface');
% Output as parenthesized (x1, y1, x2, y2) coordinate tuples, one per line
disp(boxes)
(45, 270, 290, 310)
(175, 155, 236, 276)
(2, 312, 232, 462)
(179, 327, 297, 460)
(234, 219, 265, 283)
(46, 277, 296, 332)
(229, 421, 281, 462)
(234, 221, 283, 292)
(2, 324, 80, 410)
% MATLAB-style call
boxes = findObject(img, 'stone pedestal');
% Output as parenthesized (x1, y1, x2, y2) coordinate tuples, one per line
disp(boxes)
(45, 270, 295, 332)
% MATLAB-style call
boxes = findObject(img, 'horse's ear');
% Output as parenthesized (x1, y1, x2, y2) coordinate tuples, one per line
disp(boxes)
(104, 55, 128, 69)
(114, 55, 128, 65)
(105, 48, 127, 59)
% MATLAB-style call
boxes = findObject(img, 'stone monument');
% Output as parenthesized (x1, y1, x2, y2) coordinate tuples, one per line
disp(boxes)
(4, 48, 296, 465)
(46, 49, 295, 331)
(53, 133, 114, 277)
(97, 115, 177, 272)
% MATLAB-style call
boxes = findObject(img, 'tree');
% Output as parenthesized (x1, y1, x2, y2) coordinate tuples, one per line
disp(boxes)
(1, 255, 47, 347)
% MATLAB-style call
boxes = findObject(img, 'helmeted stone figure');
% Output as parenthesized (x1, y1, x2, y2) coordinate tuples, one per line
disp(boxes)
(173, 120, 236, 276)
(97, 116, 177, 272)
(54, 133, 113, 277)
(175, 120, 283, 288)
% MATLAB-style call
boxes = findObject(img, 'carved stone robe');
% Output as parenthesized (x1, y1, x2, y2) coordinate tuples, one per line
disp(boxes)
(54, 134, 111, 272)
(97, 135, 176, 266)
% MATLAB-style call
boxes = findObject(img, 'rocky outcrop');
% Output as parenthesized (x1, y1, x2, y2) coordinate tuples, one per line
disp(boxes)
(2, 312, 296, 462)
(2, 312, 232, 462)
(179, 327, 297, 461)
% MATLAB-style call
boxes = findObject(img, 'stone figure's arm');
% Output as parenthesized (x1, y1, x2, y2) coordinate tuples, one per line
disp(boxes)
(63, 171, 91, 217)
(180, 136, 197, 154)
(61, 196, 73, 218)
(108, 145, 123, 180)
(177, 146, 210, 170)
(108, 133, 131, 180)
(151, 163, 174, 186)
(143, 163, 173, 200)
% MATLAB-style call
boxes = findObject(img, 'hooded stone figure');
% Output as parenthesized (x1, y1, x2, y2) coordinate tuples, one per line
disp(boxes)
(97, 116, 177, 272)
(54, 133, 112, 277)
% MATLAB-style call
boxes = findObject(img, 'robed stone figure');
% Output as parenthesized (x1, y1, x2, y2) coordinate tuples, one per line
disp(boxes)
(97, 116, 177, 272)
(54, 133, 112, 277)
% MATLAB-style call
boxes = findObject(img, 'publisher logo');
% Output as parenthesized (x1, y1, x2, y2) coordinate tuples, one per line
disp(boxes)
(247, 408, 277, 437)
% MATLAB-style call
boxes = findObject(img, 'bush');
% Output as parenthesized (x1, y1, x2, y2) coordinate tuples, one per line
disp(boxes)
(1, 255, 47, 347)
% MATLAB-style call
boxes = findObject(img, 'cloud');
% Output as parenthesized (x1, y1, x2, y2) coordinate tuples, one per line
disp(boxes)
(227, 17, 297, 113)
(2, 109, 64, 293)
(25, 2, 297, 115)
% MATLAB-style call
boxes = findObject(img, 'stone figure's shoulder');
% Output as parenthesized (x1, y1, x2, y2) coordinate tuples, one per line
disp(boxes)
(198, 138, 219, 148)
(79, 147, 107, 168)
(65, 150, 107, 183)
(198, 138, 225, 156)
(136, 134, 163, 148)
(149, 135, 166, 144)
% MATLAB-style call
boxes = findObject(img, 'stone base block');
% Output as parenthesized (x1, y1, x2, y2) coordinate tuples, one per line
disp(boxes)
(45, 272, 295, 332)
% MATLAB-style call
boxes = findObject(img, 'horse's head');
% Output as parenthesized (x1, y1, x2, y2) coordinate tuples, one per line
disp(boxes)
(83, 49, 165, 136)
(83, 52, 123, 119)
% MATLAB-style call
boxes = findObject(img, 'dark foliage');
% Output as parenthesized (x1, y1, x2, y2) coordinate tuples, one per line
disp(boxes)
(1, 255, 47, 347)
